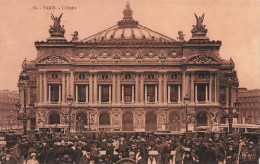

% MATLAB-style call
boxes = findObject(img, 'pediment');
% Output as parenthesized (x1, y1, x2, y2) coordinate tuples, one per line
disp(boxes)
(185, 54, 220, 64)
(36, 55, 72, 64)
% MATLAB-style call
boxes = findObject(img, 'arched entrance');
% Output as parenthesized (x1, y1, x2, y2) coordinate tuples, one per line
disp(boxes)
(169, 112, 180, 131)
(145, 112, 157, 131)
(49, 112, 60, 125)
(99, 112, 110, 125)
(76, 112, 87, 132)
(196, 112, 208, 126)
(122, 112, 134, 131)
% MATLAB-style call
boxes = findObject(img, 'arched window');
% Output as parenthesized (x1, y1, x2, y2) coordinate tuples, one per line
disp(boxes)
(122, 112, 134, 131)
(169, 112, 180, 131)
(76, 112, 87, 132)
(196, 112, 207, 126)
(49, 112, 60, 124)
(145, 112, 157, 131)
(99, 112, 110, 125)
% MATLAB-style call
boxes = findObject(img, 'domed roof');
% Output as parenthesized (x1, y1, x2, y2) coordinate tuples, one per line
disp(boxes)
(80, 2, 175, 43)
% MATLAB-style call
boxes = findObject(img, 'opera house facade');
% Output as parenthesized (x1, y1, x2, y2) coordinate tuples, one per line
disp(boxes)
(17, 3, 239, 133)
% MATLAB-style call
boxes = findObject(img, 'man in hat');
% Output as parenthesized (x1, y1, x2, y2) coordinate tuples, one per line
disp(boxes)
(247, 142, 257, 164)
(96, 155, 105, 164)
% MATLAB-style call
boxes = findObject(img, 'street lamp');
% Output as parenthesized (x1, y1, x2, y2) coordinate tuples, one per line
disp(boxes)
(15, 102, 21, 129)
(67, 95, 73, 133)
(88, 109, 92, 131)
(184, 94, 190, 132)
(18, 71, 29, 135)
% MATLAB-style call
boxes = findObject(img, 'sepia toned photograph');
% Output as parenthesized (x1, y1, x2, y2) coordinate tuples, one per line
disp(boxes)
(0, 0, 259, 163)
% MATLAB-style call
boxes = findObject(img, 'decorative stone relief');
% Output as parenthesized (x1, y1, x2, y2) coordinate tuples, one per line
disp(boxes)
(75, 72, 88, 81)
(89, 50, 98, 59)
(161, 111, 166, 125)
(136, 50, 144, 59)
(112, 50, 121, 59)
(39, 56, 70, 64)
(187, 111, 195, 123)
(102, 51, 109, 58)
(147, 52, 156, 58)
(210, 111, 218, 124)
(136, 110, 143, 126)
(188, 55, 218, 64)
(61, 112, 69, 124)
(47, 72, 62, 81)
(38, 112, 46, 125)
(113, 110, 120, 125)
(158, 50, 167, 59)
(171, 51, 177, 58)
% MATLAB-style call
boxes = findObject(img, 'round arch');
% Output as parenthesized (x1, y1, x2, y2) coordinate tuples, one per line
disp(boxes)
(196, 111, 208, 126)
(99, 112, 110, 125)
(48, 111, 60, 125)
(168, 112, 180, 131)
(76, 112, 88, 132)
(122, 112, 134, 131)
(145, 111, 157, 131)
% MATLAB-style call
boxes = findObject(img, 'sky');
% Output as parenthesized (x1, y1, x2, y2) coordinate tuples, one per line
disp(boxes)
(0, 0, 259, 91)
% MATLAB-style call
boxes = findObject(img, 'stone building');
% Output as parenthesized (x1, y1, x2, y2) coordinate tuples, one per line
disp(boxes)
(0, 90, 19, 129)
(18, 3, 239, 132)
(237, 88, 260, 125)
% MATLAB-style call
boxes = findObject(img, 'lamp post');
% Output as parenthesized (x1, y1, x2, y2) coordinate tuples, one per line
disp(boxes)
(67, 95, 73, 133)
(15, 102, 21, 129)
(88, 109, 92, 131)
(184, 94, 190, 132)
(18, 71, 29, 134)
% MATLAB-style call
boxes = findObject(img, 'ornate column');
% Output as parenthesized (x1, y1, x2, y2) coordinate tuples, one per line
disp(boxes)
(226, 87, 229, 107)
(112, 72, 116, 104)
(70, 71, 74, 98)
(122, 85, 125, 103)
(195, 84, 197, 103)
(135, 73, 139, 103)
(205, 84, 208, 102)
(27, 87, 30, 105)
(86, 85, 88, 103)
(39, 72, 43, 103)
(98, 85, 101, 103)
(158, 73, 162, 104)
(117, 73, 121, 103)
(66, 72, 70, 102)
(132, 85, 135, 103)
(75, 85, 78, 103)
(140, 73, 144, 103)
(48, 84, 51, 103)
(209, 72, 213, 104)
(178, 84, 181, 103)
(190, 72, 195, 103)
(155, 85, 158, 103)
(109, 85, 112, 103)
(168, 85, 171, 103)
(89, 73, 93, 104)
(62, 72, 66, 103)
(43, 71, 47, 104)
(214, 73, 217, 103)
(59, 84, 61, 103)
(93, 73, 98, 104)
(163, 73, 167, 103)
(182, 71, 186, 102)
(144, 84, 147, 103)
(185, 73, 189, 98)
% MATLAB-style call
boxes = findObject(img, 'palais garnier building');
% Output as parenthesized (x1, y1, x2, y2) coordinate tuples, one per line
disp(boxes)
(18, 3, 239, 133)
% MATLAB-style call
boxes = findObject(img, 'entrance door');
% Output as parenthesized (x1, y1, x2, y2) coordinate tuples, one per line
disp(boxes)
(122, 113, 134, 131)
(145, 112, 157, 131)
(169, 112, 180, 131)
(76, 112, 87, 132)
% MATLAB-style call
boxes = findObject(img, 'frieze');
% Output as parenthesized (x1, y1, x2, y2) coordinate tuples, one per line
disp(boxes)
(187, 55, 218, 64)
(89, 50, 98, 59)
(38, 56, 70, 64)
(158, 50, 168, 59)
(210, 111, 218, 124)
(195, 72, 209, 81)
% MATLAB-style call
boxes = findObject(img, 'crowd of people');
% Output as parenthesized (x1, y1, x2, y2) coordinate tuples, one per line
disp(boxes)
(0, 131, 259, 164)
